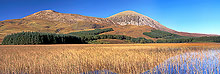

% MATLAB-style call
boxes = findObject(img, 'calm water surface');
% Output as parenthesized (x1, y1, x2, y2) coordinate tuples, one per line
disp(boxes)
(142, 49, 220, 74)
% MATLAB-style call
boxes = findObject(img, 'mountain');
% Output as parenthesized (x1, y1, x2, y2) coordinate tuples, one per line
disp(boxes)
(107, 10, 218, 37)
(0, 10, 116, 43)
(107, 10, 174, 38)
(0, 10, 218, 43)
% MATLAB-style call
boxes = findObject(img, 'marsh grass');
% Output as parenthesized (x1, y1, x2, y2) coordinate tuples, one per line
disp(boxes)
(0, 43, 220, 74)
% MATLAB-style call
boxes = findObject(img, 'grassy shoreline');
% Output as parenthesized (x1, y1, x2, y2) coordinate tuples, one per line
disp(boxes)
(1, 43, 220, 74)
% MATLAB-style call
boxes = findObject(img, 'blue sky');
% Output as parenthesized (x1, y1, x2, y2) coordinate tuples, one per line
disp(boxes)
(1, 0, 220, 34)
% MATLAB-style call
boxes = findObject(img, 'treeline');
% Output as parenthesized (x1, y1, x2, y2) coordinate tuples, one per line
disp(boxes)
(3, 31, 220, 44)
(69, 28, 114, 36)
(144, 30, 220, 43)
(2, 32, 83, 45)
(143, 30, 187, 39)
(156, 36, 220, 43)
(79, 34, 154, 43)
(5, 28, 219, 44)
(192, 36, 220, 43)
(69, 28, 154, 43)
(156, 38, 193, 43)
(2, 31, 154, 45)
(131, 37, 154, 43)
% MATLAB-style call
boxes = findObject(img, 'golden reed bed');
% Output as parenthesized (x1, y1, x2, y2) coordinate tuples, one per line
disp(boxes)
(0, 43, 220, 74)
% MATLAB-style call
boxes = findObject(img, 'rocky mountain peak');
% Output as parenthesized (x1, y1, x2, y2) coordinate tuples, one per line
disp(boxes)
(23, 10, 59, 20)
(108, 10, 164, 28)
(41, 10, 57, 12)
(109, 10, 144, 18)
(31, 10, 58, 15)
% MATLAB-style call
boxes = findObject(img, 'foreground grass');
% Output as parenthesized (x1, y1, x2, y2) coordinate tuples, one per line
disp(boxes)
(0, 43, 220, 74)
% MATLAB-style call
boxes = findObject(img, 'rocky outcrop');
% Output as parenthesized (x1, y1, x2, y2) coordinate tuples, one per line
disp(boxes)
(108, 11, 160, 27)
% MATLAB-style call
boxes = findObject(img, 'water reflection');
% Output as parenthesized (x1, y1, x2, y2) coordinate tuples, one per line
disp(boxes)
(142, 50, 220, 74)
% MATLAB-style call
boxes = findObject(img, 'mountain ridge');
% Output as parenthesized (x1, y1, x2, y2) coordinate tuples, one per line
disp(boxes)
(23, 10, 116, 25)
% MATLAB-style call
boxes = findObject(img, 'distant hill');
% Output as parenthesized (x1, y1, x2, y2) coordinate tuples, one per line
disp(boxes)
(0, 10, 218, 43)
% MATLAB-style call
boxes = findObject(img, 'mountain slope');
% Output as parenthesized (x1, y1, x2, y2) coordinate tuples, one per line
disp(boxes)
(0, 10, 117, 43)
(23, 10, 115, 25)
(102, 25, 156, 40)
(107, 10, 218, 37)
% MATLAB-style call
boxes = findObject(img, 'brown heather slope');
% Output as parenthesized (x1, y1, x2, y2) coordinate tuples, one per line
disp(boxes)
(23, 10, 115, 25)
(0, 10, 116, 43)
(102, 25, 156, 40)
